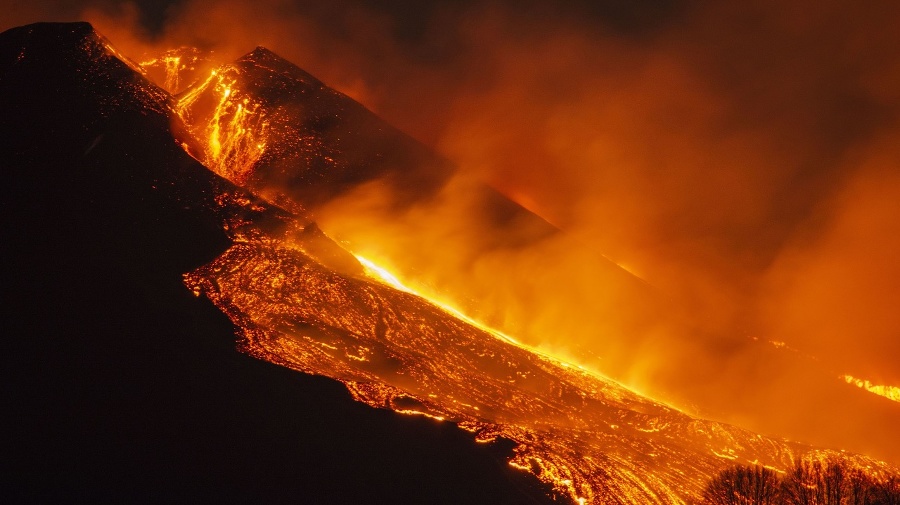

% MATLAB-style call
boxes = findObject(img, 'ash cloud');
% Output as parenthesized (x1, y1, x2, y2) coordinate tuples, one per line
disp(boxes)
(5, 0, 900, 462)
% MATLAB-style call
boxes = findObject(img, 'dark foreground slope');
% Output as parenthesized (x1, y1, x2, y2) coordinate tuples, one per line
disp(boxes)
(0, 22, 555, 504)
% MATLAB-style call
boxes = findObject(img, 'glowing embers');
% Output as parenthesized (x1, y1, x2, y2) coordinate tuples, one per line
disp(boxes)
(842, 375, 900, 403)
(175, 67, 269, 185)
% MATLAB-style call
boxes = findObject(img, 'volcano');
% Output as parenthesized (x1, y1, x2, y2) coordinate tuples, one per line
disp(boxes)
(1, 21, 898, 505)
(0, 22, 555, 503)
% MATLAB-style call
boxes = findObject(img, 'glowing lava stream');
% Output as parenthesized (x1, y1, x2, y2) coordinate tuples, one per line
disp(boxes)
(140, 47, 210, 94)
(172, 68, 269, 184)
(842, 375, 900, 403)
(354, 253, 633, 389)
(355, 255, 524, 347)
(758, 338, 900, 405)
(140, 53, 183, 92)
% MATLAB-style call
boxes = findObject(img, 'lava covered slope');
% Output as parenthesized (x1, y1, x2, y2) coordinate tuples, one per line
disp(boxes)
(0, 22, 558, 504)
(184, 224, 898, 504)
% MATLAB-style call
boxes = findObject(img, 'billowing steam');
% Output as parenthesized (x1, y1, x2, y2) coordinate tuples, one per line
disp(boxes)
(5, 0, 900, 464)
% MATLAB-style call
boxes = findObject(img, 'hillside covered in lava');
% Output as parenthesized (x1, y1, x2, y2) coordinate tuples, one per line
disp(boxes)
(2, 21, 899, 505)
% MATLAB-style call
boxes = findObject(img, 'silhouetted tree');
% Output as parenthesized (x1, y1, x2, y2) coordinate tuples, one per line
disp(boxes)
(781, 457, 862, 505)
(874, 475, 900, 505)
(702, 459, 899, 505)
(782, 459, 822, 505)
(778, 457, 900, 505)
(823, 458, 848, 504)
(846, 467, 877, 505)
(702, 464, 781, 505)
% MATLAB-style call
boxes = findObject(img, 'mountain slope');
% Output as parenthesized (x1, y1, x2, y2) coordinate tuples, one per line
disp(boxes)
(0, 22, 557, 504)
(173, 45, 560, 254)
(176, 46, 454, 207)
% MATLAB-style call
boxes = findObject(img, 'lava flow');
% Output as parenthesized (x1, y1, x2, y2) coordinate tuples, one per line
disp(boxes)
(174, 66, 269, 184)
(842, 375, 900, 404)
(182, 237, 894, 504)
(141, 45, 897, 503)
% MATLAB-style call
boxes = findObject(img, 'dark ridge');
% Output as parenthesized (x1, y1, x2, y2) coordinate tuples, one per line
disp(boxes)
(1, 21, 168, 127)
(0, 22, 559, 504)
(240, 45, 326, 87)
